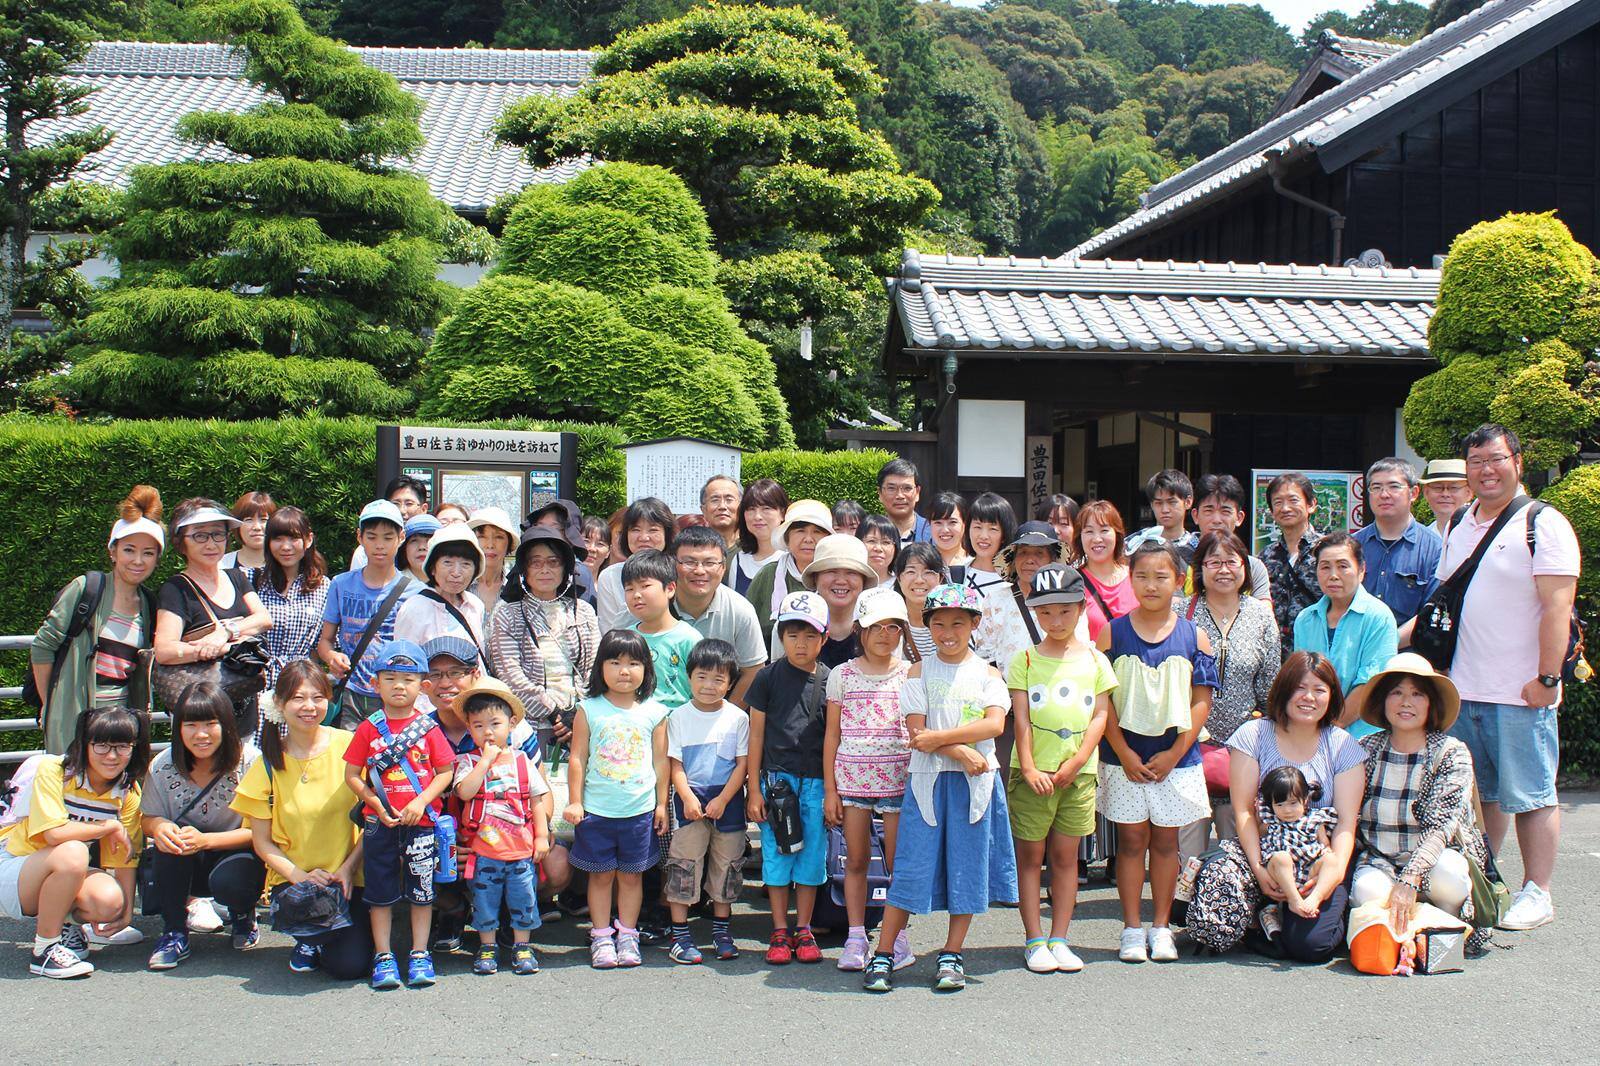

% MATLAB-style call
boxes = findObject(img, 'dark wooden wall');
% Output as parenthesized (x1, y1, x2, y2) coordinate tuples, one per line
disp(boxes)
(1111, 24, 1600, 268)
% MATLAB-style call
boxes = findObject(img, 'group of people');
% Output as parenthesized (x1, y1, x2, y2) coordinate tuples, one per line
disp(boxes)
(0, 420, 1576, 992)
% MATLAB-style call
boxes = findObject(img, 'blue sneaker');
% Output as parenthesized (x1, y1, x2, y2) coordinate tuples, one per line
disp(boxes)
(289, 941, 320, 973)
(406, 949, 436, 988)
(148, 931, 190, 971)
(370, 951, 402, 990)
(473, 945, 498, 976)
(669, 936, 703, 965)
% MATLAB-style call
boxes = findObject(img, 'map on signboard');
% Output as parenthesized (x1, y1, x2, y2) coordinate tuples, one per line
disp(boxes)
(441, 470, 523, 517)
(1251, 469, 1365, 555)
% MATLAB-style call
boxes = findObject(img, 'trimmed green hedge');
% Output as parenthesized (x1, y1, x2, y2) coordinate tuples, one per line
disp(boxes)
(744, 448, 895, 508)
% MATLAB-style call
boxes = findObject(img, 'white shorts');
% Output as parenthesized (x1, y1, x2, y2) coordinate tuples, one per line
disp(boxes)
(0, 849, 29, 920)
(1097, 762, 1211, 828)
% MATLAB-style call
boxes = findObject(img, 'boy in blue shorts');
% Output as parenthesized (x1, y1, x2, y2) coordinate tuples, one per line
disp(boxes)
(343, 640, 457, 989)
(746, 591, 831, 965)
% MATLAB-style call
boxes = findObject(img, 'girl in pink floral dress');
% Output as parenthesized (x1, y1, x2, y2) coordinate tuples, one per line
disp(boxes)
(823, 586, 916, 972)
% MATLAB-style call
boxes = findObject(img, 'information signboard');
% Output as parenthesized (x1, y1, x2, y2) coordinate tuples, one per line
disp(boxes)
(377, 425, 578, 523)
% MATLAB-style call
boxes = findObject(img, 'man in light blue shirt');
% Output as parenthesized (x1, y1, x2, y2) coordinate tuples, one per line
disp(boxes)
(1293, 532, 1398, 739)
(1350, 457, 1441, 627)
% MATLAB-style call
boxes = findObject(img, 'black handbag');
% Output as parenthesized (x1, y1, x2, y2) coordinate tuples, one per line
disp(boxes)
(137, 768, 227, 916)
(1412, 497, 1531, 671)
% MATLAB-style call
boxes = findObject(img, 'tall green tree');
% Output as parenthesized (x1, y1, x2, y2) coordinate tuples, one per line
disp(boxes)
(50, 0, 453, 419)
(1301, 0, 1428, 49)
(1423, 0, 1490, 33)
(0, 0, 115, 390)
(933, 4, 1122, 122)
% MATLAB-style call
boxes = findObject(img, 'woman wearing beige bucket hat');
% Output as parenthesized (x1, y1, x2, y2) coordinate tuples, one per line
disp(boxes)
(1348, 653, 1494, 949)
(746, 500, 833, 653)
(803, 534, 879, 668)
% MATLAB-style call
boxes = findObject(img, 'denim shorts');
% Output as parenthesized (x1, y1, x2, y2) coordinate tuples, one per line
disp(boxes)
(1450, 700, 1560, 814)
(569, 812, 657, 874)
(759, 772, 827, 887)
(363, 822, 436, 907)
(841, 793, 904, 814)
(471, 856, 540, 932)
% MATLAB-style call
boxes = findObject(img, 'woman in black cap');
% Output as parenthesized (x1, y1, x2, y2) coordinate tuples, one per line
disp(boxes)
(488, 525, 600, 753)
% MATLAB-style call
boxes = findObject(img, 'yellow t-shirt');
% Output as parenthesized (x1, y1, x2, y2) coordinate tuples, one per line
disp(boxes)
(3, 755, 143, 867)
(230, 728, 362, 889)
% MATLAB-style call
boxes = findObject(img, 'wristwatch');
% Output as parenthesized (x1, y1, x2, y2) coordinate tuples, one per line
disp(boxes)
(1538, 673, 1560, 689)
(224, 620, 242, 641)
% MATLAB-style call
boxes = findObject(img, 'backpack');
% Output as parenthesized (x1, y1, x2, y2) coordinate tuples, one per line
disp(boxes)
(0, 754, 58, 831)
(21, 573, 107, 716)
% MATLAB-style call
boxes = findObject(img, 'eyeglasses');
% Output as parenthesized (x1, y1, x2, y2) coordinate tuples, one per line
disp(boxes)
(1466, 454, 1517, 471)
(427, 666, 474, 682)
(90, 742, 134, 756)
(524, 558, 563, 571)
(1202, 558, 1242, 571)
(185, 530, 228, 544)
(676, 557, 725, 572)
(1367, 481, 1411, 496)
(881, 482, 917, 498)
(704, 494, 739, 508)
(867, 622, 905, 634)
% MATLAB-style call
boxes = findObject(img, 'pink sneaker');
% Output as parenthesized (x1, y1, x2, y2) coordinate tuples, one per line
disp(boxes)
(892, 928, 915, 971)
(838, 933, 869, 971)
(589, 932, 617, 970)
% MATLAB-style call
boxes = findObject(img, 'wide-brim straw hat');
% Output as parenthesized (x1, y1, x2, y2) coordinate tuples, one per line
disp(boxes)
(1349, 652, 1461, 732)
(455, 676, 527, 726)
(803, 533, 879, 589)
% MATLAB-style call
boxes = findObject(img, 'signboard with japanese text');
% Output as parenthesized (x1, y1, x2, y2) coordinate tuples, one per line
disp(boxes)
(1251, 469, 1365, 555)
(621, 437, 744, 516)
(377, 425, 578, 523)
(1026, 435, 1053, 514)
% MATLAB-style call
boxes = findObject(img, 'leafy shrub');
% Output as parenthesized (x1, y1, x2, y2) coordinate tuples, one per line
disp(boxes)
(1401, 355, 1505, 459)
(743, 448, 896, 508)
(1539, 463, 1600, 614)
(1489, 358, 1600, 471)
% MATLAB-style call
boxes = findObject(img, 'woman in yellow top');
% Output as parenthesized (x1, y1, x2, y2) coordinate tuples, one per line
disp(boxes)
(0, 705, 150, 979)
(228, 660, 369, 979)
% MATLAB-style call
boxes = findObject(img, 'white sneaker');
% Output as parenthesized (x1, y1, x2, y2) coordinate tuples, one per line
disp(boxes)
(1048, 939, 1083, 973)
(1118, 926, 1148, 963)
(187, 897, 224, 934)
(1148, 926, 1179, 962)
(1024, 940, 1058, 973)
(1498, 881, 1554, 930)
(83, 924, 145, 947)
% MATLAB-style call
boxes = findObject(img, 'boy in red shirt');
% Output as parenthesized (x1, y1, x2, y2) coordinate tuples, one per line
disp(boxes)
(344, 639, 456, 990)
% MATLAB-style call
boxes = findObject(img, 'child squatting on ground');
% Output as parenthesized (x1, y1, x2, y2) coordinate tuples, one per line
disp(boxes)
(453, 678, 551, 976)
(1006, 564, 1115, 974)
(747, 590, 833, 965)
(1258, 766, 1336, 922)
(864, 583, 1019, 993)
(342, 639, 457, 990)
(564, 629, 670, 970)
(824, 586, 915, 972)
(664, 639, 749, 964)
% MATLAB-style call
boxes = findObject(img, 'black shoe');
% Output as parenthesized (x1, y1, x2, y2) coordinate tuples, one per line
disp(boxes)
(862, 952, 894, 992)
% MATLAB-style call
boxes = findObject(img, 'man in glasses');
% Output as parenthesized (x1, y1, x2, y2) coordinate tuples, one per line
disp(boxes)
(1433, 424, 1579, 933)
(1351, 457, 1441, 628)
(672, 526, 766, 704)
(877, 459, 932, 548)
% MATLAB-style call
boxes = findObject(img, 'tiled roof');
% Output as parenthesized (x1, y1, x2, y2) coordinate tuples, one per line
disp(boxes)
(887, 251, 1438, 360)
(57, 41, 595, 213)
(1069, 0, 1591, 258)
(1319, 31, 1407, 72)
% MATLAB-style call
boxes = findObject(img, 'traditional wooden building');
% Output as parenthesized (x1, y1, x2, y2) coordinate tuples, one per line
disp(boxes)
(878, 0, 1598, 526)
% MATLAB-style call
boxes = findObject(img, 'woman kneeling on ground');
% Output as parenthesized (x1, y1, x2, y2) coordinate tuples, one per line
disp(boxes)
(141, 681, 264, 970)
(1348, 653, 1494, 952)
(0, 705, 150, 979)
(228, 661, 370, 979)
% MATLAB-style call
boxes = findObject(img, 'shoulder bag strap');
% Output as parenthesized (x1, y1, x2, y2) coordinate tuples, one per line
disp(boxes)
(171, 765, 227, 825)
(370, 710, 428, 799)
(1438, 497, 1532, 598)
(178, 572, 225, 640)
(1084, 574, 1115, 624)
(1185, 594, 1199, 621)
(1008, 584, 1042, 646)
(420, 588, 489, 667)
(331, 577, 414, 707)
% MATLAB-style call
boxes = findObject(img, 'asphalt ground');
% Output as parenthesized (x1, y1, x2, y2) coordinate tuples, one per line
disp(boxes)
(6, 791, 1600, 1065)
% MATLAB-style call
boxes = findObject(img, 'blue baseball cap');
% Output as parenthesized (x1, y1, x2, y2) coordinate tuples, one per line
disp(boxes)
(421, 635, 479, 668)
(403, 513, 442, 541)
(372, 639, 429, 674)
(358, 499, 405, 531)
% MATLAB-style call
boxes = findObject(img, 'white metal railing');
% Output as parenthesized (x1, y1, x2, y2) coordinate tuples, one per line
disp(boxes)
(1, 634, 171, 765)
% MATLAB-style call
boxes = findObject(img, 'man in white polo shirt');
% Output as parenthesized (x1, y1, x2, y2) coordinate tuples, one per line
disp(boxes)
(1436, 424, 1579, 930)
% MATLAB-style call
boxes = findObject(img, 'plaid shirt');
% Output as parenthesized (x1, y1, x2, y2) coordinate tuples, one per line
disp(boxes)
(256, 573, 329, 689)
(1261, 529, 1323, 657)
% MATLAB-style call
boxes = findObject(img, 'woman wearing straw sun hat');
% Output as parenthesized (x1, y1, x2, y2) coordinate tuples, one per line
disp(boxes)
(1347, 653, 1494, 949)
(746, 500, 834, 652)
(803, 533, 880, 668)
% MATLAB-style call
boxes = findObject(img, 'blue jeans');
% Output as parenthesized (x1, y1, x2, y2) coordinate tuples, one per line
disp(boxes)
(1450, 699, 1560, 814)
(471, 856, 540, 932)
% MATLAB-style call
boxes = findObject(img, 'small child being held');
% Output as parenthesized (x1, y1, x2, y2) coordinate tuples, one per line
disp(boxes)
(664, 639, 750, 964)
(453, 678, 551, 977)
(624, 549, 703, 710)
(342, 639, 457, 990)
(1258, 766, 1336, 921)
(747, 591, 833, 966)
(564, 630, 671, 970)
(823, 586, 914, 973)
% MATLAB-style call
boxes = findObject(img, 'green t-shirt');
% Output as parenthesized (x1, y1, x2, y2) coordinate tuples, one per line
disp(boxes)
(634, 619, 703, 709)
(1005, 645, 1117, 774)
